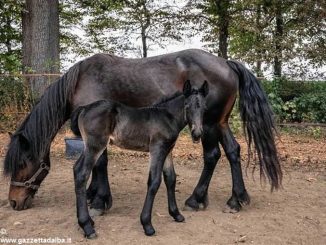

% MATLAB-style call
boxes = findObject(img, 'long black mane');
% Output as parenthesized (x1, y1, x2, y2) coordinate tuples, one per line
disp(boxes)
(151, 92, 183, 107)
(4, 63, 80, 176)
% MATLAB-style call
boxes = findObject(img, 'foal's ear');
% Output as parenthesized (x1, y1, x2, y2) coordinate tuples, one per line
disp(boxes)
(183, 80, 192, 97)
(199, 80, 209, 97)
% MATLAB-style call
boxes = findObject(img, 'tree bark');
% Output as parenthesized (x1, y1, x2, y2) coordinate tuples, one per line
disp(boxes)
(255, 3, 262, 77)
(215, 0, 230, 59)
(140, 0, 150, 58)
(22, 0, 60, 99)
(274, 0, 283, 77)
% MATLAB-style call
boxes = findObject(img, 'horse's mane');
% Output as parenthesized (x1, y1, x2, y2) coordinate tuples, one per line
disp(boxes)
(151, 92, 183, 107)
(4, 63, 80, 176)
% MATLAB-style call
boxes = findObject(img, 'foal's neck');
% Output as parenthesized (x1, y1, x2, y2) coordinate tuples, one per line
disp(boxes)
(159, 95, 186, 129)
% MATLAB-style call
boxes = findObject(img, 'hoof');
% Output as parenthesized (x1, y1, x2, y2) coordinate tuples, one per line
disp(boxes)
(184, 197, 199, 211)
(89, 208, 105, 217)
(184, 202, 207, 211)
(174, 214, 185, 222)
(239, 192, 251, 206)
(144, 226, 155, 236)
(222, 204, 240, 213)
(184, 194, 208, 211)
(198, 202, 208, 210)
(86, 232, 97, 239)
(183, 204, 198, 211)
(239, 199, 250, 207)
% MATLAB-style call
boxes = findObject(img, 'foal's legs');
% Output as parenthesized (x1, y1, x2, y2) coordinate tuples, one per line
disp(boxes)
(88, 149, 113, 216)
(218, 124, 250, 212)
(163, 153, 184, 222)
(74, 144, 106, 238)
(185, 124, 221, 210)
(141, 143, 171, 236)
(86, 167, 98, 201)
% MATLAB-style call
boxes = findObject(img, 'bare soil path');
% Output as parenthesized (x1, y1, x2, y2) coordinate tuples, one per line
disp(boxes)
(0, 132, 325, 245)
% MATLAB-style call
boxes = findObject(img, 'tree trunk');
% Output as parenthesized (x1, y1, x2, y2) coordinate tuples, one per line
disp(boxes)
(255, 3, 263, 77)
(22, 0, 60, 99)
(216, 0, 230, 59)
(140, 1, 150, 58)
(274, 0, 283, 77)
(141, 27, 148, 58)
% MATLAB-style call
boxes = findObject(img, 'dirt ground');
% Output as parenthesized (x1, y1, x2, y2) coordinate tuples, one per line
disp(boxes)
(0, 131, 325, 245)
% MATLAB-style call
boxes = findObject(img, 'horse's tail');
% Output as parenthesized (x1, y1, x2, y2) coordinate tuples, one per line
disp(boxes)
(226, 60, 282, 190)
(4, 62, 81, 176)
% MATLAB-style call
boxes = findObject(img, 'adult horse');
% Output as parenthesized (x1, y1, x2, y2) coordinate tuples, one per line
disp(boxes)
(4, 49, 282, 214)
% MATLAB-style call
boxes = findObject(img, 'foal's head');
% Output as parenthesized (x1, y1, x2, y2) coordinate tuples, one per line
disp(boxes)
(183, 80, 209, 143)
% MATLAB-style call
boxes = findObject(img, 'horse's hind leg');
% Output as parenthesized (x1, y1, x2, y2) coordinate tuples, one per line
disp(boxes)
(88, 149, 113, 217)
(218, 124, 250, 213)
(163, 153, 184, 222)
(185, 124, 221, 210)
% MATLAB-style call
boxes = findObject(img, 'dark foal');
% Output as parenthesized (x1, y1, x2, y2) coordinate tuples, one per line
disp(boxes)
(71, 80, 208, 238)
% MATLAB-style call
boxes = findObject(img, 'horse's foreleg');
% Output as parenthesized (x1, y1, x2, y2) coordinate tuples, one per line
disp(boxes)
(163, 152, 184, 222)
(218, 124, 250, 213)
(185, 124, 221, 210)
(141, 143, 170, 236)
(88, 149, 113, 216)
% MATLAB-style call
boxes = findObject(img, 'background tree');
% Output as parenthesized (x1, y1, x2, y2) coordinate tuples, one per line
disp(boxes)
(59, 0, 89, 64)
(0, 1, 22, 73)
(80, 0, 184, 57)
(229, 0, 325, 78)
(22, 0, 60, 98)
(185, 0, 237, 60)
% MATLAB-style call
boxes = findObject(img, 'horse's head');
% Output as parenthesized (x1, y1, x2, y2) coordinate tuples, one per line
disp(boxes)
(183, 80, 209, 143)
(4, 133, 49, 210)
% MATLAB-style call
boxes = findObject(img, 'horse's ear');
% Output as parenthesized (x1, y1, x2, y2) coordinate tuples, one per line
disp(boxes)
(183, 80, 192, 97)
(200, 80, 209, 97)
(17, 134, 30, 152)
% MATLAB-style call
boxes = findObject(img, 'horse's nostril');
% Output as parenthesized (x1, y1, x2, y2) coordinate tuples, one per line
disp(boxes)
(10, 200, 16, 209)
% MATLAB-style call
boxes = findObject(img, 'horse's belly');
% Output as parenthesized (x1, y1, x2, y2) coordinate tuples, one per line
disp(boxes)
(109, 135, 149, 152)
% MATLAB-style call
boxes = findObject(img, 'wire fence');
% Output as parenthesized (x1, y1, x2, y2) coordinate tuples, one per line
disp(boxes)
(1, 73, 325, 132)
(0, 73, 62, 131)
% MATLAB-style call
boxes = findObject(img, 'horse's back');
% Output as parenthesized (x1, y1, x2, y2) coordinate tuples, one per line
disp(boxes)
(73, 49, 239, 122)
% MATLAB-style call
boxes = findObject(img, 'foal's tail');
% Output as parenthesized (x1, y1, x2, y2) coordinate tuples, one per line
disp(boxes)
(70, 100, 112, 137)
(226, 61, 282, 190)
(70, 107, 84, 137)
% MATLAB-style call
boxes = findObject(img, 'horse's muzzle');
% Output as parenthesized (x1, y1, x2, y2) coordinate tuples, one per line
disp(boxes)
(9, 195, 33, 211)
(191, 129, 202, 144)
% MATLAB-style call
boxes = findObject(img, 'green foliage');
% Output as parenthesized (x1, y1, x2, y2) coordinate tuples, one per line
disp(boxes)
(294, 93, 326, 123)
(262, 78, 326, 123)
(267, 92, 284, 121)
(279, 126, 325, 139)
(0, 1, 22, 73)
